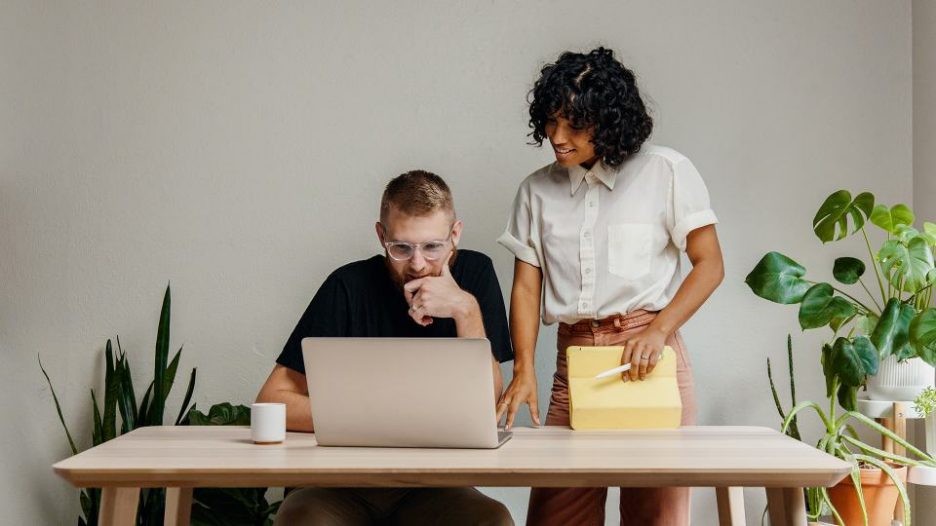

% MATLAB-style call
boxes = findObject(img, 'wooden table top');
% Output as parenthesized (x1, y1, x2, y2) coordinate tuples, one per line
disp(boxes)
(54, 425, 850, 489)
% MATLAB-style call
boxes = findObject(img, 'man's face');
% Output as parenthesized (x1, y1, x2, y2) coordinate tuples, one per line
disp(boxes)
(376, 207, 462, 289)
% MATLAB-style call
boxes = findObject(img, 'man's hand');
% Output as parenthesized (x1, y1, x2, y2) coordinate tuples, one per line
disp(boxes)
(620, 327, 667, 381)
(496, 367, 540, 431)
(404, 253, 475, 326)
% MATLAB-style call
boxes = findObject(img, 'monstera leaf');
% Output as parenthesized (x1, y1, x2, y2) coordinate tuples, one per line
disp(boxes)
(870, 203, 914, 234)
(745, 252, 811, 304)
(871, 298, 915, 360)
(813, 191, 874, 243)
(832, 257, 866, 285)
(910, 309, 936, 367)
(798, 283, 856, 330)
(879, 237, 935, 293)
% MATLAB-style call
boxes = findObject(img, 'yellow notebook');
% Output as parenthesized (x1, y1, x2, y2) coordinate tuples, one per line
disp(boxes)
(567, 346, 682, 430)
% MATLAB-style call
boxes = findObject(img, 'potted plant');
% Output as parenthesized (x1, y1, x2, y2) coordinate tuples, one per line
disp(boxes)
(40, 285, 280, 525)
(769, 335, 935, 525)
(746, 190, 936, 407)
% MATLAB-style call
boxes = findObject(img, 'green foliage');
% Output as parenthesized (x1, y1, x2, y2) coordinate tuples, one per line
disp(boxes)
(914, 386, 936, 417)
(41, 285, 278, 525)
(745, 191, 936, 414)
(771, 338, 933, 525)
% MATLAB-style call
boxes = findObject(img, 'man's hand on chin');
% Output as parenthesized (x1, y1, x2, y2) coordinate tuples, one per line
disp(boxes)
(403, 253, 476, 326)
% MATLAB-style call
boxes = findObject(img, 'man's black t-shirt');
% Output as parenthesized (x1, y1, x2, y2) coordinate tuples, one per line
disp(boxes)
(276, 249, 514, 374)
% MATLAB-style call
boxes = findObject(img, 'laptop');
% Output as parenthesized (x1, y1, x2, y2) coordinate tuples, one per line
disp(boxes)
(301, 337, 512, 449)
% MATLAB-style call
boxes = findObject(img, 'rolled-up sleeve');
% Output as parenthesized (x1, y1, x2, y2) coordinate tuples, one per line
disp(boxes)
(668, 158, 718, 252)
(497, 180, 541, 267)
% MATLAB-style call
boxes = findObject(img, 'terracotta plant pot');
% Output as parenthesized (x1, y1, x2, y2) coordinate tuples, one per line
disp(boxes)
(826, 465, 907, 526)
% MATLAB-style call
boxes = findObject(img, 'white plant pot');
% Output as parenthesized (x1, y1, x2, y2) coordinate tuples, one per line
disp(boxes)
(865, 356, 935, 401)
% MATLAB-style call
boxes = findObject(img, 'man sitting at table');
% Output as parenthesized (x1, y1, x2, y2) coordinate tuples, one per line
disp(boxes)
(257, 170, 515, 526)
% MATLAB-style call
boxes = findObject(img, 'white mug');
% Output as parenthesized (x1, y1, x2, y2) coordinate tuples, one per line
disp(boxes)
(251, 402, 286, 444)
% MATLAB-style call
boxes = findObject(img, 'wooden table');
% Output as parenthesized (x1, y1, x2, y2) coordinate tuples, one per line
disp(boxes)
(53, 425, 849, 526)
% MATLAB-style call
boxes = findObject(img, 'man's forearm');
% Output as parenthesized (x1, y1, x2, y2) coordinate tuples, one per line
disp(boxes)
(257, 388, 314, 432)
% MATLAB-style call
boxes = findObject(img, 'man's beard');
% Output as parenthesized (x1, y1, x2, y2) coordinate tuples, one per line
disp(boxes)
(384, 248, 459, 292)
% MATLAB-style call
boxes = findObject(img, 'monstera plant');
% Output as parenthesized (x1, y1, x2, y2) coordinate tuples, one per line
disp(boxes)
(746, 190, 936, 410)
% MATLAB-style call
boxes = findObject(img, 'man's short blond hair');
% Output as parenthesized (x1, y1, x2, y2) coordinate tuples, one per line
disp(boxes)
(380, 170, 455, 223)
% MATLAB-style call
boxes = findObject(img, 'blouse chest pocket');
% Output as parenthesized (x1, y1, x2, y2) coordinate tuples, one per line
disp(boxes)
(607, 223, 652, 278)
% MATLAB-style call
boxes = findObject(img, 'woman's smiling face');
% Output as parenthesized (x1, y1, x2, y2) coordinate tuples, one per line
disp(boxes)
(545, 114, 597, 168)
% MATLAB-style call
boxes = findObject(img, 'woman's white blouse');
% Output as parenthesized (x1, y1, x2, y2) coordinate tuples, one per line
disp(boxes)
(498, 145, 718, 325)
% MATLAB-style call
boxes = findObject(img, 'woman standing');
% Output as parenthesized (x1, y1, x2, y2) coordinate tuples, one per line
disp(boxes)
(496, 47, 724, 525)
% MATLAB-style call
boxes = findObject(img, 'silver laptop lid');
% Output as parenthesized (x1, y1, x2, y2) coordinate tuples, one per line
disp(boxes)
(302, 337, 506, 448)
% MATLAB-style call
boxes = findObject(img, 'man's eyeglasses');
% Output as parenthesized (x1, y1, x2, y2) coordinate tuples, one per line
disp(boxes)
(383, 238, 453, 261)
(380, 224, 454, 261)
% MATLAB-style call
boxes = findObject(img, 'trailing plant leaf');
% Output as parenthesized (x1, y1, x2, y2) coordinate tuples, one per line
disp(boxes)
(832, 257, 866, 285)
(744, 252, 811, 304)
(813, 190, 874, 243)
(855, 455, 912, 526)
(870, 203, 914, 234)
(798, 283, 856, 330)
(871, 298, 915, 360)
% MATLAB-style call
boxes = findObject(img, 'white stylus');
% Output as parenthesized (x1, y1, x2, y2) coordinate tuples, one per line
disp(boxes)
(594, 363, 632, 379)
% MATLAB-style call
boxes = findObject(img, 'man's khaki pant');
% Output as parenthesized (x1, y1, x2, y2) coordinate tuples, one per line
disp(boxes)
(274, 487, 514, 526)
(526, 310, 698, 526)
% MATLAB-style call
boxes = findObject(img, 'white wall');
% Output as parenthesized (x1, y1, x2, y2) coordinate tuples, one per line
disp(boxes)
(0, 1, 914, 524)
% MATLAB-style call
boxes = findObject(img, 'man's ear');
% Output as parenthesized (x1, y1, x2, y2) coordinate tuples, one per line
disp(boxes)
(375, 222, 386, 245)
(451, 219, 464, 246)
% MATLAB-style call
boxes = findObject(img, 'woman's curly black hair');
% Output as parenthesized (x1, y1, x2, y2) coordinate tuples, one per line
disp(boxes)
(528, 47, 653, 167)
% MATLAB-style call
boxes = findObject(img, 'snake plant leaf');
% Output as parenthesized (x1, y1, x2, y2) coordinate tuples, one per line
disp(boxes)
(745, 252, 811, 304)
(799, 283, 856, 330)
(152, 285, 171, 425)
(871, 298, 915, 360)
(832, 257, 866, 285)
(813, 191, 874, 243)
(115, 351, 136, 433)
(174, 367, 197, 426)
(870, 203, 914, 234)
(102, 341, 119, 442)
(138, 381, 154, 426)
(879, 237, 935, 293)
(910, 308, 936, 367)
(90, 389, 104, 447)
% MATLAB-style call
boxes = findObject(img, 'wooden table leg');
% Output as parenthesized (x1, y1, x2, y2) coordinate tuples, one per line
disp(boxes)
(766, 487, 806, 526)
(165, 487, 193, 526)
(98, 487, 139, 526)
(716, 487, 746, 525)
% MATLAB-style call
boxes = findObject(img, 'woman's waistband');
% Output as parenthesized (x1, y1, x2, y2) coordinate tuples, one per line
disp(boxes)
(559, 310, 657, 333)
